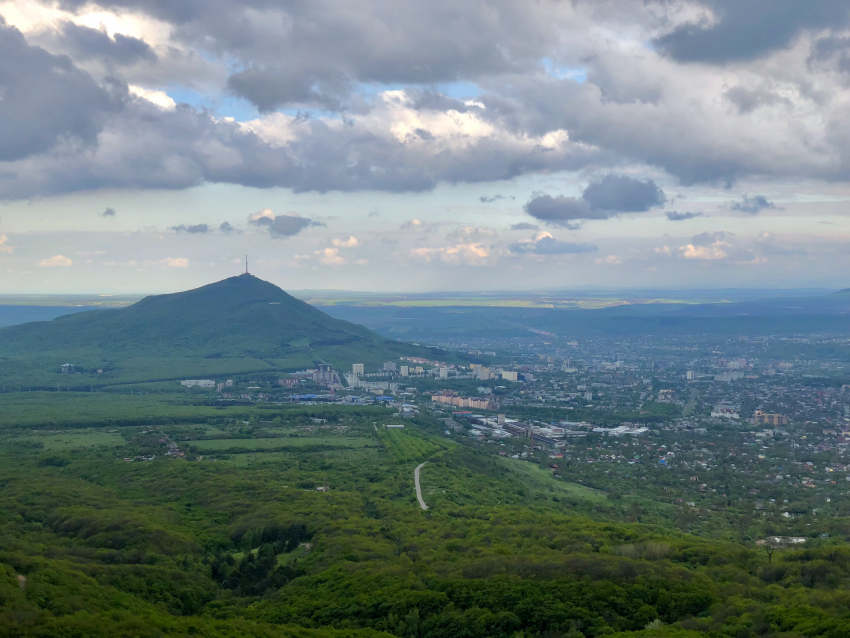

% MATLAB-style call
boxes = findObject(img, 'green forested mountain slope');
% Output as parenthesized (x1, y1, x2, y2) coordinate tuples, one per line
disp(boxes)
(0, 275, 436, 386)
(3, 415, 850, 638)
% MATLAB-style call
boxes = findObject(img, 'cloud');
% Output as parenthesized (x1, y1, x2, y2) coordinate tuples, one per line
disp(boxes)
(582, 174, 666, 212)
(691, 231, 732, 246)
(0, 22, 121, 164)
(654, 0, 850, 64)
(248, 209, 324, 237)
(678, 231, 756, 262)
(809, 35, 850, 74)
(0, 235, 12, 253)
(401, 218, 425, 230)
(38, 255, 73, 267)
(666, 211, 704, 221)
(595, 255, 622, 265)
(32, 21, 157, 67)
(448, 226, 497, 242)
(316, 247, 346, 265)
(331, 236, 359, 247)
(220, 222, 235, 233)
(724, 86, 786, 114)
(102, 207, 116, 217)
(730, 195, 776, 214)
(509, 222, 539, 231)
(170, 224, 211, 234)
(524, 174, 665, 226)
(511, 231, 598, 255)
(410, 243, 491, 265)
(757, 232, 807, 257)
(128, 86, 176, 110)
(679, 243, 728, 260)
(4, 0, 850, 203)
(151, 257, 190, 268)
(480, 194, 515, 203)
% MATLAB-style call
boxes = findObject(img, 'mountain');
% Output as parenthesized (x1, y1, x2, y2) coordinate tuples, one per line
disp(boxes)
(0, 274, 439, 387)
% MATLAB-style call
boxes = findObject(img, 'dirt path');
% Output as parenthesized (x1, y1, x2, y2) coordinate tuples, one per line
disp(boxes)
(414, 461, 428, 510)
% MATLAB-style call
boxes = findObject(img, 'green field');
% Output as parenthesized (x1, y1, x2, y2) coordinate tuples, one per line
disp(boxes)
(8, 429, 126, 451)
(188, 436, 378, 451)
(502, 458, 609, 502)
(379, 427, 453, 463)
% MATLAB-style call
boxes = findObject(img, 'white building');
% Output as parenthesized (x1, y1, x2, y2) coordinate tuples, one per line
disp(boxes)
(400, 365, 409, 377)
(711, 406, 740, 419)
(352, 363, 364, 376)
(181, 379, 215, 388)
(501, 371, 518, 382)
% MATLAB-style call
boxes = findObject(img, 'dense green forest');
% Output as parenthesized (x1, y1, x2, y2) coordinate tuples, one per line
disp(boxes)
(2, 396, 850, 638)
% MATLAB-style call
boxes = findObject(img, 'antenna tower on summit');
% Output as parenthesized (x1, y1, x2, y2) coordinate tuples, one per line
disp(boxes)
(245, 255, 249, 275)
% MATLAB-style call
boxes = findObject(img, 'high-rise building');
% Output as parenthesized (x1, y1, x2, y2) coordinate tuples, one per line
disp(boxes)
(383, 362, 397, 373)
(352, 363, 364, 376)
(400, 366, 409, 377)
(314, 364, 336, 386)
(686, 370, 696, 380)
(439, 367, 449, 379)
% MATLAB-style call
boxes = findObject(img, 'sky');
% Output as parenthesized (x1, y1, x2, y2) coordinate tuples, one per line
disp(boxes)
(1, 0, 850, 293)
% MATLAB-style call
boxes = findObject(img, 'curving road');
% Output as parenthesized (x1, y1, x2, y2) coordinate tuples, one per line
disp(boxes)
(414, 461, 429, 510)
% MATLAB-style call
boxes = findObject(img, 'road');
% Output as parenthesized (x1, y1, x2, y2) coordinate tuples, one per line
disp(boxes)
(414, 461, 429, 510)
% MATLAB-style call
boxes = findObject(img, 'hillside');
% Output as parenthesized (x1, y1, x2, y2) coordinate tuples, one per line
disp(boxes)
(0, 274, 438, 387)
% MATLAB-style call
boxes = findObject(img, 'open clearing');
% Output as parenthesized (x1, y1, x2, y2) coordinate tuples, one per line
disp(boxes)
(188, 436, 377, 451)
(502, 458, 608, 502)
(11, 430, 125, 451)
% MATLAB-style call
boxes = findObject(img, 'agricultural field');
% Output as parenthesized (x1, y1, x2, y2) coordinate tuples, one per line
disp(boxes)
(187, 436, 379, 451)
(7, 429, 126, 451)
(379, 426, 454, 463)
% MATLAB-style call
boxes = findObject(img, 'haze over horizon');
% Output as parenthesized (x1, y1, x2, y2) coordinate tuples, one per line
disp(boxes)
(2, 0, 850, 293)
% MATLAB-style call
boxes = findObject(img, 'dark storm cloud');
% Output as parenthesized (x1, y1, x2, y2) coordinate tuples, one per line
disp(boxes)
(509, 222, 539, 231)
(0, 21, 121, 162)
(511, 236, 598, 255)
(35, 21, 156, 66)
(480, 194, 515, 203)
(666, 211, 704, 221)
(102, 207, 117, 217)
(524, 174, 665, 226)
(249, 213, 325, 238)
(654, 0, 850, 64)
(731, 195, 776, 214)
(170, 223, 210, 233)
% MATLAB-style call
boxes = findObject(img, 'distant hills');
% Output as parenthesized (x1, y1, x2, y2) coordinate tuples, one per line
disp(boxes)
(0, 275, 441, 388)
(321, 289, 850, 340)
